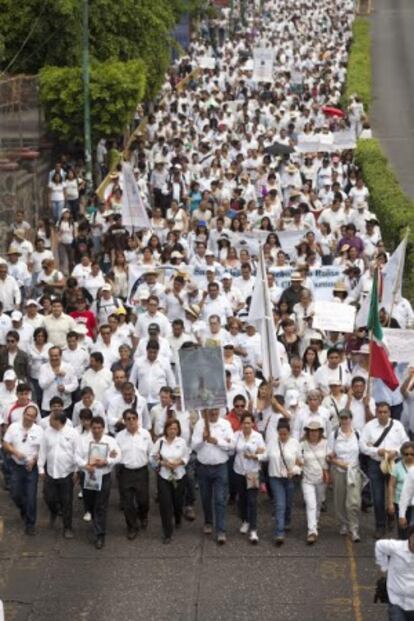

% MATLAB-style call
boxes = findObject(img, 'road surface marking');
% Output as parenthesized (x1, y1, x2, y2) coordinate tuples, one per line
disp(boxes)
(346, 537, 363, 621)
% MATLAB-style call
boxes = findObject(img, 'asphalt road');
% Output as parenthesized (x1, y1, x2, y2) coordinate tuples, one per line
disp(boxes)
(371, 0, 414, 198)
(0, 474, 386, 621)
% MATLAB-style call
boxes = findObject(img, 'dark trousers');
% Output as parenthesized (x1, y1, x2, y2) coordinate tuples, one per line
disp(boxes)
(43, 472, 74, 529)
(234, 472, 258, 529)
(388, 603, 414, 620)
(118, 466, 149, 530)
(10, 462, 39, 527)
(157, 475, 185, 538)
(367, 458, 387, 529)
(227, 455, 237, 500)
(30, 378, 43, 407)
(394, 503, 414, 540)
(197, 461, 228, 535)
(184, 452, 197, 507)
(83, 472, 112, 537)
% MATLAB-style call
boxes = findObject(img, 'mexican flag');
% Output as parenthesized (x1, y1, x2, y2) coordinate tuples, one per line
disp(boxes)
(367, 269, 399, 390)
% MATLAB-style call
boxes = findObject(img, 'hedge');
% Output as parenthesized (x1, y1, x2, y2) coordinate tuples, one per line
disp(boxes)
(355, 140, 414, 298)
(342, 17, 372, 111)
(345, 18, 414, 300)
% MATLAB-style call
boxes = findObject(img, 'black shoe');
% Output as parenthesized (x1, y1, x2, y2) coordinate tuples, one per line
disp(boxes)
(140, 518, 148, 530)
(127, 528, 138, 541)
(162, 536, 171, 544)
(284, 523, 291, 532)
(175, 520, 182, 529)
(374, 528, 386, 540)
(25, 526, 36, 536)
(95, 535, 105, 549)
(183, 506, 196, 521)
(321, 501, 327, 513)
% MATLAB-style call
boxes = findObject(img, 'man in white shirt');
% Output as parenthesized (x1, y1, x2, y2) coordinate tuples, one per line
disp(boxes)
(62, 331, 89, 381)
(345, 376, 375, 432)
(116, 408, 154, 539)
(43, 299, 77, 347)
(360, 402, 409, 538)
(278, 356, 315, 401)
(135, 295, 172, 341)
(38, 410, 78, 538)
(38, 346, 78, 415)
(375, 527, 414, 618)
(75, 415, 121, 549)
(201, 281, 233, 324)
(0, 261, 21, 312)
(81, 352, 113, 396)
(134, 323, 172, 365)
(107, 381, 150, 434)
(130, 340, 176, 409)
(3, 404, 43, 535)
(191, 408, 235, 543)
(0, 369, 18, 422)
(93, 324, 120, 369)
(314, 347, 351, 395)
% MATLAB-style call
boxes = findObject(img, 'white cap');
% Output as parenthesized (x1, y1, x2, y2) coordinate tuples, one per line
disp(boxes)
(73, 324, 88, 335)
(101, 284, 112, 292)
(11, 310, 23, 322)
(4, 369, 17, 381)
(285, 389, 299, 407)
(222, 272, 232, 279)
(25, 299, 41, 308)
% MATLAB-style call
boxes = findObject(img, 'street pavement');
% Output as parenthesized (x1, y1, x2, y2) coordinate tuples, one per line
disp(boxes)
(0, 475, 387, 621)
(371, 0, 414, 198)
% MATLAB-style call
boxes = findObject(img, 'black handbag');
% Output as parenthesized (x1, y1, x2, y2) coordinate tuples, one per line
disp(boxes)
(373, 576, 388, 603)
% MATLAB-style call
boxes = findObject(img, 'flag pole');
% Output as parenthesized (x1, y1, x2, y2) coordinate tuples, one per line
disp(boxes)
(259, 246, 274, 387)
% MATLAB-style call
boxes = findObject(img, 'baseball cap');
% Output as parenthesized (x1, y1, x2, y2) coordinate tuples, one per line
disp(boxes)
(4, 369, 17, 381)
(11, 310, 23, 322)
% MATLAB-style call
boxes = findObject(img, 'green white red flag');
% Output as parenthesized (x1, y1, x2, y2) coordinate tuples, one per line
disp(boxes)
(367, 269, 399, 390)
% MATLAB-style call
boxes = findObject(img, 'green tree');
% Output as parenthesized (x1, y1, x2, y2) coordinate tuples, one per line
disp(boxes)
(39, 59, 146, 142)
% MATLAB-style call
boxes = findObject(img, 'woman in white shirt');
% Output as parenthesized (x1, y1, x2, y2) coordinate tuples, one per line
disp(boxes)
(65, 169, 81, 220)
(267, 418, 301, 545)
(27, 327, 52, 406)
(74, 407, 93, 521)
(328, 409, 362, 542)
(151, 418, 189, 543)
(48, 172, 66, 222)
(56, 209, 75, 275)
(299, 419, 329, 544)
(233, 413, 266, 544)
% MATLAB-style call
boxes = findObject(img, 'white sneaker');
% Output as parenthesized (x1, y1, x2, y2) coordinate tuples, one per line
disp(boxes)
(83, 512, 92, 522)
(249, 530, 259, 544)
(351, 530, 361, 543)
(78, 490, 83, 499)
(240, 521, 250, 534)
(339, 525, 348, 536)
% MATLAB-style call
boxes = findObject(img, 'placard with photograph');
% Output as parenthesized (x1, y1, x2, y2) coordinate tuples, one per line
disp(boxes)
(178, 346, 227, 411)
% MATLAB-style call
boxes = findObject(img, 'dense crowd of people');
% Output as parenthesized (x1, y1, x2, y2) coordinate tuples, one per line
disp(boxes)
(1, 0, 414, 617)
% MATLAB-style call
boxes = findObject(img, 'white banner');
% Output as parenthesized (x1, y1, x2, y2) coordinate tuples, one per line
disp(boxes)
(121, 162, 151, 231)
(313, 301, 356, 333)
(199, 56, 216, 69)
(268, 266, 293, 290)
(253, 48, 274, 82)
(296, 129, 356, 154)
(383, 328, 414, 363)
(309, 266, 343, 301)
(278, 229, 306, 257)
(234, 230, 268, 256)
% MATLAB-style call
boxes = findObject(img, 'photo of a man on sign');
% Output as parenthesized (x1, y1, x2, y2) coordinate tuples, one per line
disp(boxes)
(178, 346, 227, 411)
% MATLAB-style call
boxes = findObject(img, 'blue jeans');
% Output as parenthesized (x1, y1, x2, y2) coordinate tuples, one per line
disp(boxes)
(368, 458, 387, 529)
(269, 477, 294, 536)
(10, 461, 39, 527)
(51, 200, 65, 222)
(234, 472, 258, 529)
(197, 462, 228, 535)
(388, 603, 414, 620)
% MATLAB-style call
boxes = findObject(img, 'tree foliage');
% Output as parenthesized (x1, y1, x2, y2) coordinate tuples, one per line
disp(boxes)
(39, 59, 146, 142)
(0, 0, 185, 96)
